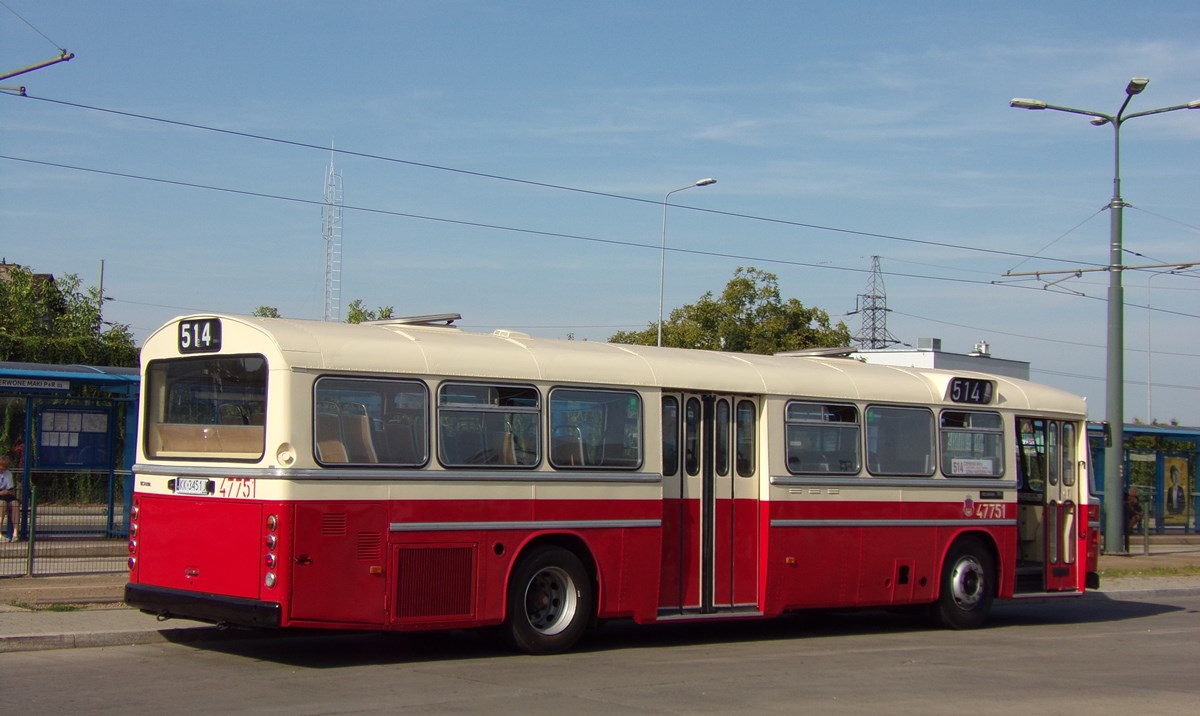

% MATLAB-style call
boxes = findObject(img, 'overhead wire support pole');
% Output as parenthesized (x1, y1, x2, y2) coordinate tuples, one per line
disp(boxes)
(1, 49, 75, 95)
(1011, 79, 1200, 555)
(0, 49, 74, 83)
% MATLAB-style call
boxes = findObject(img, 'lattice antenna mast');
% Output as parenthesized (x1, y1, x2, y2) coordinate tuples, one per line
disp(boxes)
(852, 256, 900, 349)
(322, 149, 344, 322)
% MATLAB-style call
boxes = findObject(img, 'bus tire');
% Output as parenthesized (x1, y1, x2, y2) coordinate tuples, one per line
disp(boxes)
(503, 545, 593, 654)
(934, 538, 995, 630)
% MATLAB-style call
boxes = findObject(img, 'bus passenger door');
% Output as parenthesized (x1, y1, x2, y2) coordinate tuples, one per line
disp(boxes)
(659, 393, 755, 615)
(1016, 417, 1080, 593)
(291, 502, 388, 624)
(1044, 421, 1081, 591)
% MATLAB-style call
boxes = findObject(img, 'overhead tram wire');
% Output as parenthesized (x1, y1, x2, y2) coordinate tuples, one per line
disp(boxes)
(1031, 367, 1200, 393)
(6, 92, 1108, 272)
(0, 153, 1115, 299)
(1004, 207, 1107, 276)
(0, 0, 68, 52)
(1127, 205, 1200, 237)
(891, 309, 1200, 356)
(1123, 248, 1200, 281)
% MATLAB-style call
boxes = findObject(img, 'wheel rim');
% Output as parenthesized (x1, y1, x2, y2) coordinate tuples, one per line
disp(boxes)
(523, 565, 578, 635)
(950, 556, 986, 609)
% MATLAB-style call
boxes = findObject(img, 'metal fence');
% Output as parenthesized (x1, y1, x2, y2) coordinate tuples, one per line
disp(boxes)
(0, 470, 128, 579)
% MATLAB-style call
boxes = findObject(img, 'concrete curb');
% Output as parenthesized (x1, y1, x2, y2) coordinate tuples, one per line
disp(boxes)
(0, 625, 231, 653)
(1084, 586, 1200, 601)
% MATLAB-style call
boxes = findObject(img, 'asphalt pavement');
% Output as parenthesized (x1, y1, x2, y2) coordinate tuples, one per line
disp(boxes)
(2, 536, 1198, 654)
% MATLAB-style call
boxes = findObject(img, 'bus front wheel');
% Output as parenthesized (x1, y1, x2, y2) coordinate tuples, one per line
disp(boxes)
(503, 545, 593, 654)
(934, 538, 995, 630)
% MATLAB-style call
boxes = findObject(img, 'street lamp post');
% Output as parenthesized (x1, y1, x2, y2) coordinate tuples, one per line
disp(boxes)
(658, 178, 716, 347)
(1011, 79, 1200, 554)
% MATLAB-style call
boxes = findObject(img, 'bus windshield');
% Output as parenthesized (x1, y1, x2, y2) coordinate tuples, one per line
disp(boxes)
(144, 355, 267, 460)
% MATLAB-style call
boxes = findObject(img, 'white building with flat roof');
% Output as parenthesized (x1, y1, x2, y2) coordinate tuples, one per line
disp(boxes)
(851, 338, 1030, 380)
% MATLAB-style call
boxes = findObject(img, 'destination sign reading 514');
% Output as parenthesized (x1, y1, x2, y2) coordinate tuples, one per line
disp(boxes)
(178, 318, 222, 354)
(948, 376, 994, 405)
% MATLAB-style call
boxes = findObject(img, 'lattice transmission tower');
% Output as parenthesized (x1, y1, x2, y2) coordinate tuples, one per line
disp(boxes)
(852, 256, 900, 349)
(322, 151, 344, 322)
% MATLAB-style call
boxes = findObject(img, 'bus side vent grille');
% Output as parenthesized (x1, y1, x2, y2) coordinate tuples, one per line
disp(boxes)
(357, 532, 383, 560)
(321, 513, 348, 536)
(394, 546, 475, 619)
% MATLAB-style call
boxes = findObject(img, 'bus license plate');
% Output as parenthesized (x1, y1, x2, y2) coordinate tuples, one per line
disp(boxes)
(173, 478, 213, 496)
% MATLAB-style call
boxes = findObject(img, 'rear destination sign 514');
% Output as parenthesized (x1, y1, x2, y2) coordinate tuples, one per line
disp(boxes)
(178, 318, 222, 354)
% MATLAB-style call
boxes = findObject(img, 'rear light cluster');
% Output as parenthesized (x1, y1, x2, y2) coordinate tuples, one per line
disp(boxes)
(264, 513, 278, 588)
(128, 502, 140, 571)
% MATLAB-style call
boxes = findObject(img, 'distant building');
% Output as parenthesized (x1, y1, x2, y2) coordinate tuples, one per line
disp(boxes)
(851, 337, 1030, 380)
(0, 259, 58, 292)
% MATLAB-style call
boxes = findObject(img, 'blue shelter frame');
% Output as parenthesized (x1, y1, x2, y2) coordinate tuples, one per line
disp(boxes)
(0, 362, 139, 539)
(1088, 423, 1200, 536)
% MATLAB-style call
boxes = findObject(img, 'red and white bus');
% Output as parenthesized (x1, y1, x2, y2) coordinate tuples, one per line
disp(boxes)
(126, 313, 1096, 653)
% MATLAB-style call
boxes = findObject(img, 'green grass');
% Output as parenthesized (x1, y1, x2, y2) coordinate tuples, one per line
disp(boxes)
(7, 601, 83, 612)
(1099, 565, 1200, 579)
(37, 603, 84, 612)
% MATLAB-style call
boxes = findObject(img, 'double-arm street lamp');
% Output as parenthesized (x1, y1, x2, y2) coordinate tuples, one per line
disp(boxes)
(658, 178, 717, 347)
(1011, 79, 1200, 553)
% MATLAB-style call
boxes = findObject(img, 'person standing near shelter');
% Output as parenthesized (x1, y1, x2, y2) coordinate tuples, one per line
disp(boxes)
(10, 433, 23, 470)
(1124, 487, 1143, 535)
(0, 455, 17, 542)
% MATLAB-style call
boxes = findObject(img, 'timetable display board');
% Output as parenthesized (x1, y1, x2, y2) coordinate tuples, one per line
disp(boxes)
(36, 407, 112, 468)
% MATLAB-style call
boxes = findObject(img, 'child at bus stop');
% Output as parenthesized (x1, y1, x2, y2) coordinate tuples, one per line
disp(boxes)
(0, 455, 17, 542)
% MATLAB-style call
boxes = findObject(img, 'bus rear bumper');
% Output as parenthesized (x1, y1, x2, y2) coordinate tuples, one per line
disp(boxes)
(124, 583, 282, 629)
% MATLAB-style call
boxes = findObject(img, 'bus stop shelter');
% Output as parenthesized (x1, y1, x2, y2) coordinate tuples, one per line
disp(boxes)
(0, 362, 139, 542)
(1089, 423, 1200, 538)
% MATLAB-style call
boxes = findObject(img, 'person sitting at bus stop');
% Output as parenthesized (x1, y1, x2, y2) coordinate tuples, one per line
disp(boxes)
(1124, 487, 1143, 535)
(0, 455, 18, 542)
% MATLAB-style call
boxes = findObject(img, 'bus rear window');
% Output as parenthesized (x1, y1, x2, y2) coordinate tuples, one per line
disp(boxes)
(144, 356, 267, 461)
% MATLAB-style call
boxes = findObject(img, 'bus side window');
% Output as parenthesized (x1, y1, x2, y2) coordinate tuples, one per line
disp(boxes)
(735, 400, 755, 477)
(438, 382, 540, 468)
(939, 410, 1004, 478)
(662, 396, 679, 477)
(866, 405, 934, 477)
(785, 402, 860, 475)
(314, 378, 428, 466)
(549, 388, 643, 470)
(1018, 417, 1046, 492)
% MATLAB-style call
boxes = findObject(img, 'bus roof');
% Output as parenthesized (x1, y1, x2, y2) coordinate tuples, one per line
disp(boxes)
(145, 314, 1086, 416)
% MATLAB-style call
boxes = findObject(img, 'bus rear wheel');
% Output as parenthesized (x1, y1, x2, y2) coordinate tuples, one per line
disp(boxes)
(934, 538, 995, 630)
(503, 545, 593, 654)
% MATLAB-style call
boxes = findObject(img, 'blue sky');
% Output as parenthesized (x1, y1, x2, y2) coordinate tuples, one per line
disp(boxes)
(3, 1, 1199, 424)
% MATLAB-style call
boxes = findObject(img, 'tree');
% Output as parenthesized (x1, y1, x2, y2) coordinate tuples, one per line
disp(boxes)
(0, 264, 138, 366)
(252, 306, 281, 318)
(345, 299, 394, 324)
(610, 267, 850, 354)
